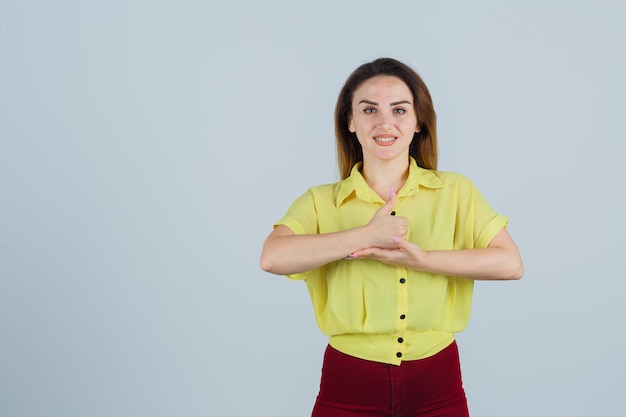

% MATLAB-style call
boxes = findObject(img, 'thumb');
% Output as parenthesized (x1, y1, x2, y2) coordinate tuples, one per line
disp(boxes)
(380, 186, 397, 214)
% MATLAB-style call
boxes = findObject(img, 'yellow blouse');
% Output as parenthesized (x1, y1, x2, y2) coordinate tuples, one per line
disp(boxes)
(275, 158, 508, 365)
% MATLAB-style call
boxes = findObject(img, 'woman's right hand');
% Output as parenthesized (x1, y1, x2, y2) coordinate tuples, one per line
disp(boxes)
(364, 189, 409, 249)
(261, 189, 409, 275)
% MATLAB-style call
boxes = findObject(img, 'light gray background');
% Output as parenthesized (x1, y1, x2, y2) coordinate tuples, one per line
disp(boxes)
(1, 1, 624, 416)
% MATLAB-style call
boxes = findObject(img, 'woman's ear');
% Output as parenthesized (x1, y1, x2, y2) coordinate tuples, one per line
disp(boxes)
(348, 116, 355, 133)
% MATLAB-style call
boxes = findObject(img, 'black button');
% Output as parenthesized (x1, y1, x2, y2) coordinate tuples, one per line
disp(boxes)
(396, 352, 402, 358)
(399, 278, 406, 284)
(390, 211, 396, 216)
(400, 314, 406, 320)
(397, 337, 404, 343)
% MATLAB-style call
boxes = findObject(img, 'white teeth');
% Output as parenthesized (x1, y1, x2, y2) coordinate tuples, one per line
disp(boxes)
(375, 137, 396, 142)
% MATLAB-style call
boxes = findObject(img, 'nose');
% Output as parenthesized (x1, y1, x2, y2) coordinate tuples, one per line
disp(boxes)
(376, 111, 393, 129)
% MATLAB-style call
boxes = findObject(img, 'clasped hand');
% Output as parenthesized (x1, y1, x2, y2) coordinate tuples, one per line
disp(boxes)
(347, 189, 424, 269)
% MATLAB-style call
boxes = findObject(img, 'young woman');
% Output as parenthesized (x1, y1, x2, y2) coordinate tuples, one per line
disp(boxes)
(260, 57, 523, 417)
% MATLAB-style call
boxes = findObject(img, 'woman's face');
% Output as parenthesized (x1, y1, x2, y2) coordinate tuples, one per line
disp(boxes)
(349, 75, 419, 165)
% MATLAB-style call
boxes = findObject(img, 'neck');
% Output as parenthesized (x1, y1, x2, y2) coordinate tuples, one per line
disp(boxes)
(361, 157, 410, 201)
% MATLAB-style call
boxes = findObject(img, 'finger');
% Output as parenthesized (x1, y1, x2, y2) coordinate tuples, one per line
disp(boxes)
(351, 247, 382, 258)
(394, 238, 418, 254)
(378, 186, 397, 215)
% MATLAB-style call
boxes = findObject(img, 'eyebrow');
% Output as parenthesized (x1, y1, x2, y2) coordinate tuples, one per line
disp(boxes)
(358, 99, 413, 106)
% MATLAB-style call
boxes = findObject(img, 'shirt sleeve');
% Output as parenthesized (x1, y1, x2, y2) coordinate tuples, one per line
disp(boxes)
(457, 175, 509, 249)
(273, 188, 321, 281)
(273, 187, 320, 235)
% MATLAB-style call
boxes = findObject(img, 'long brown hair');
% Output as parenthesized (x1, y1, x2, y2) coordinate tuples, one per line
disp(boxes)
(334, 57, 438, 179)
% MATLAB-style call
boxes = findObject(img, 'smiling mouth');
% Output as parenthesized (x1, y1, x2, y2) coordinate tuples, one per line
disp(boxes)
(374, 136, 397, 144)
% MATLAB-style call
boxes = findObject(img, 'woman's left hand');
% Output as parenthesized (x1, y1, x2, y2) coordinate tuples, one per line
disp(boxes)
(348, 229, 524, 280)
(348, 238, 423, 269)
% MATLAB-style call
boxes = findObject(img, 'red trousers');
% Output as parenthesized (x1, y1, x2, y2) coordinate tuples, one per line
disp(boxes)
(311, 341, 469, 417)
